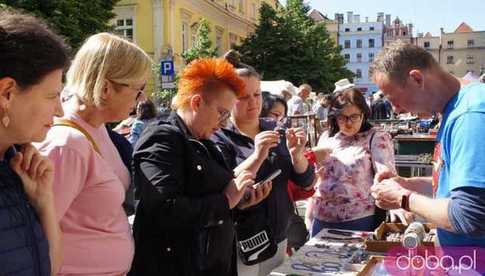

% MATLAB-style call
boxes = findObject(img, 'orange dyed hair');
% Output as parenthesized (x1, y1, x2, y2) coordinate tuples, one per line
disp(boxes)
(173, 58, 246, 110)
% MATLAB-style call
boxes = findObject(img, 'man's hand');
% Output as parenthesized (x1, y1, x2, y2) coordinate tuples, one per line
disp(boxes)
(389, 209, 415, 225)
(371, 176, 411, 210)
(374, 169, 397, 184)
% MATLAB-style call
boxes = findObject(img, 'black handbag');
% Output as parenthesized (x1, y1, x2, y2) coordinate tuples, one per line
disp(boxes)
(287, 205, 309, 252)
(235, 208, 277, 265)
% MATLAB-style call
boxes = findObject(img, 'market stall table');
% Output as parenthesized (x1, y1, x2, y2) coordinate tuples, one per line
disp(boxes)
(271, 228, 380, 275)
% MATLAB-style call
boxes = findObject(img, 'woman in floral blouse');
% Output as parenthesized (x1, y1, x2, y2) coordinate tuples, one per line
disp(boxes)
(306, 88, 396, 236)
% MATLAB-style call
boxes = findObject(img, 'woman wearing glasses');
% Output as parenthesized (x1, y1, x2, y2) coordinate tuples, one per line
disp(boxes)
(306, 88, 396, 236)
(129, 58, 271, 276)
(213, 56, 315, 276)
(35, 33, 152, 275)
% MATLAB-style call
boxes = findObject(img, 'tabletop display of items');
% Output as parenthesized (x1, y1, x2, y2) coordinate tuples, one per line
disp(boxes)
(271, 223, 438, 276)
(270, 228, 373, 275)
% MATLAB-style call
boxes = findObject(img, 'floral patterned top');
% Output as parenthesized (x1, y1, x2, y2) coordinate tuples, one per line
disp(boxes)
(308, 128, 396, 222)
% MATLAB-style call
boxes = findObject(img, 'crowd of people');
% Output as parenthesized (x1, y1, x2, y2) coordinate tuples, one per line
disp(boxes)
(2, 6, 485, 276)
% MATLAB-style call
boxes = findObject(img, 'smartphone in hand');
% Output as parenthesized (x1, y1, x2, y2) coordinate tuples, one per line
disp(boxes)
(252, 169, 281, 189)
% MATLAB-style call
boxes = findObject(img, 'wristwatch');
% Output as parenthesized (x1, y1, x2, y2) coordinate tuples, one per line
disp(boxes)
(401, 190, 413, 211)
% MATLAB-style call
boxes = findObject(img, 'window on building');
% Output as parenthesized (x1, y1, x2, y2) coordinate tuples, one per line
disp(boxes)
(251, 2, 256, 18)
(369, 39, 375, 48)
(344, 53, 350, 63)
(468, 40, 475, 47)
(115, 18, 134, 41)
(467, 55, 474, 64)
(370, 26, 375, 31)
(356, 69, 362, 79)
(403, 32, 406, 36)
(357, 27, 362, 31)
(181, 21, 189, 52)
(229, 33, 238, 48)
(344, 40, 351, 49)
(424, 41, 430, 48)
(191, 23, 199, 47)
(357, 53, 362, 63)
(356, 39, 362, 48)
(447, 55, 454, 64)
(239, 0, 245, 14)
(345, 28, 350, 32)
(447, 40, 454, 49)
(368, 53, 374, 62)
(216, 29, 224, 56)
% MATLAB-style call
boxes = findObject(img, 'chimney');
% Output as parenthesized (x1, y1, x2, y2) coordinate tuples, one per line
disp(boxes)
(337, 14, 344, 24)
(407, 23, 413, 37)
(377, 12, 384, 23)
(385, 14, 391, 26)
(440, 27, 444, 35)
(354, 14, 360, 23)
(347, 11, 353, 24)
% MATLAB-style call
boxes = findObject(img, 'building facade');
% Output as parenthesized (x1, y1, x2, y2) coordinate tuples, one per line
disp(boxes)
(113, 0, 279, 71)
(338, 12, 384, 94)
(416, 23, 485, 78)
(308, 9, 338, 43)
(383, 14, 413, 46)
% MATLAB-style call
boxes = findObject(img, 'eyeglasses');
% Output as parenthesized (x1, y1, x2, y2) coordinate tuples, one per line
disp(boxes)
(336, 113, 363, 124)
(110, 80, 146, 100)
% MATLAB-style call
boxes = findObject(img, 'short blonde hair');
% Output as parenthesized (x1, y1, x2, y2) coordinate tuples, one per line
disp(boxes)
(66, 32, 152, 106)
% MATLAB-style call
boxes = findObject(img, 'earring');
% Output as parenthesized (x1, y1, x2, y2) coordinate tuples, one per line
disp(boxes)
(1, 113, 9, 128)
(2, 113, 10, 128)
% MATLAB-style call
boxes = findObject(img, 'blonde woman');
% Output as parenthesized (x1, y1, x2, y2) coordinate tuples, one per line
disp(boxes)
(35, 33, 152, 275)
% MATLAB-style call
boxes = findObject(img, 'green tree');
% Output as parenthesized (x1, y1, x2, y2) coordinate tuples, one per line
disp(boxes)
(0, 0, 119, 49)
(236, 0, 353, 92)
(182, 18, 218, 64)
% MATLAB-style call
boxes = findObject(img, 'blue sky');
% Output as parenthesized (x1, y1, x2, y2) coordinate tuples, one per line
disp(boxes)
(281, 0, 485, 36)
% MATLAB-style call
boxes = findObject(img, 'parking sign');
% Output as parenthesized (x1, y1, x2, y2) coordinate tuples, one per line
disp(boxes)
(160, 60, 174, 77)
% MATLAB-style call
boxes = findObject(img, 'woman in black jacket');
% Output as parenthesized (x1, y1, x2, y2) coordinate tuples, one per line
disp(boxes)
(213, 54, 316, 276)
(0, 8, 69, 276)
(129, 58, 271, 276)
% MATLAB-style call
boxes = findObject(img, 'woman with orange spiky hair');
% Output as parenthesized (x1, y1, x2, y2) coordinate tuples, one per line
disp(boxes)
(129, 58, 271, 276)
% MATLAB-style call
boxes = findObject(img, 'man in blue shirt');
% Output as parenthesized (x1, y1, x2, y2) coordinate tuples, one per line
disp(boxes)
(369, 41, 485, 249)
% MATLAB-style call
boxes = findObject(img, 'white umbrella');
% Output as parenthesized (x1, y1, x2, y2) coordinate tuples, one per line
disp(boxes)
(260, 80, 297, 100)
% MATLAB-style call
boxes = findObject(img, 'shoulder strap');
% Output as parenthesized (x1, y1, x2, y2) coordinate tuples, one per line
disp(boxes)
(369, 130, 377, 175)
(54, 119, 101, 155)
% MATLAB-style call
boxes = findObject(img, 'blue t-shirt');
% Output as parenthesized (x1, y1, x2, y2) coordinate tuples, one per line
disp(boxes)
(437, 82, 485, 247)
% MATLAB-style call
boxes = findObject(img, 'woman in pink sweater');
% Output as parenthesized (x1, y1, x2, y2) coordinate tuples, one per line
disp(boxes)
(35, 33, 152, 275)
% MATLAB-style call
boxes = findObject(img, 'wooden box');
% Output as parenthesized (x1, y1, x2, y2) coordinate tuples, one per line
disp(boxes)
(365, 222, 436, 252)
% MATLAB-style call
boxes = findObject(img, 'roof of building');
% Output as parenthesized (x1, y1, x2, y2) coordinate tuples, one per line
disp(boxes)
(308, 9, 328, 22)
(454, 22, 474, 33)
(424, 32, 433, 37)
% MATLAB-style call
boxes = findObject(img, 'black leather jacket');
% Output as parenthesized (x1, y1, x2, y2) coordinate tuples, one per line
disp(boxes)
(129, 113, 236, 276)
